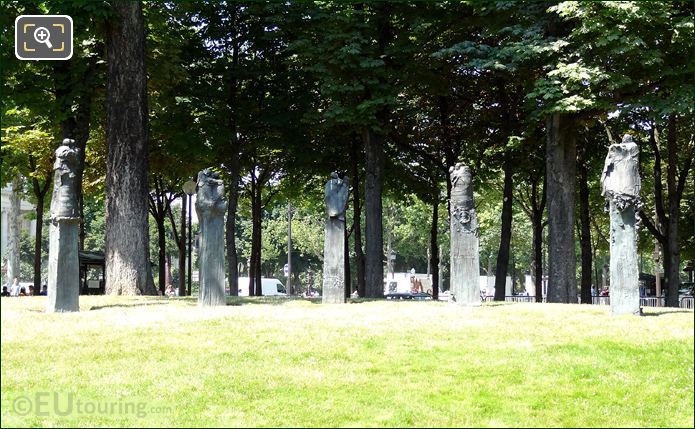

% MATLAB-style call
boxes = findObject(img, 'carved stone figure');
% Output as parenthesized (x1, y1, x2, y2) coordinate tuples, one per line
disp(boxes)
(601, 135, 641, 316)
(601, 135, 641, 210)
(47, 139, 81, 312)
(195, 169, 227, 306)
(449, 163, 480, 305)
(323, 172, 349, 304)
(325, 172, 350, 220)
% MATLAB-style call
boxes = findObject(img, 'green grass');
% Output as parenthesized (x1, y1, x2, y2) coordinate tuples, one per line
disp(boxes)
(1, 296, 693, 427)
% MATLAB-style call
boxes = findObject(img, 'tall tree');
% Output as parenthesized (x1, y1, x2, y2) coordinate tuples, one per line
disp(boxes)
(290, 3, 405, 298)
(577, 139, 593, 304)
(361, 3, 395, 298)
(6, 177, 23, 286)
(640, 121, 693, 306)
(147, 175, 177, 295)
(2, 117, 53, 294)
(516, 157, 547, 302)
(105, 0, 153, 295)
(547, 1, 694, 307)
(545, 113, 578, 303)
(493, 155, 514, 301)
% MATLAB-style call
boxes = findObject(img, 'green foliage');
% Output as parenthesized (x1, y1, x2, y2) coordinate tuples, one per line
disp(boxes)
(1, 1, 692, 293)
(1, 109, 54, 193)
(17, 229, 46, 281)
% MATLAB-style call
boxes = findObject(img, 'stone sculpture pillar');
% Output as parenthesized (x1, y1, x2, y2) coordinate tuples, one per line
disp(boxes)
(195, 169, 227, 306)
(449, 163, 480, 305)
(47, 139, 81, 312)
(322, 172, 349, 304)
(601, 134, 641, 316)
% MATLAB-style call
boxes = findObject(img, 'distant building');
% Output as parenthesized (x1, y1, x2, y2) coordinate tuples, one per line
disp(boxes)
(480, 276, 513, 297)
(524, 275, 549, 297)
(1, 183, 36, 261)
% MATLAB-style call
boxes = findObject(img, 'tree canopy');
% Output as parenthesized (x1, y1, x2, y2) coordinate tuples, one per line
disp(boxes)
(2, 1, 692, 304)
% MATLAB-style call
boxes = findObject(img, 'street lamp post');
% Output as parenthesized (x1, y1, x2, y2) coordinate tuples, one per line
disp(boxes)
(388, 250, 397, 279)
(183, 179, 196, 296)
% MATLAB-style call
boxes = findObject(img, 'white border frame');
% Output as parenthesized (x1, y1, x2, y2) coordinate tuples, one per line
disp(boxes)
(15, 15, 73, 61)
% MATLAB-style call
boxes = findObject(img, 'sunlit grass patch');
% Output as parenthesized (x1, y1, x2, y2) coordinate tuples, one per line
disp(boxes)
(1, 296, 693, 427)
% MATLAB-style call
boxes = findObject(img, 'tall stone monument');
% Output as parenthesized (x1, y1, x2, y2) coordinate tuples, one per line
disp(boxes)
(195, 169, 227, 306)
(601, 134, 641, 316)
(47, 139, 80, 312)
(449, 163, 480, 305)
(322, 172, 349, 304)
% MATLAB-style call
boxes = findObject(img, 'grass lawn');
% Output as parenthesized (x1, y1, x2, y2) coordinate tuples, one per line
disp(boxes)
(1, 296, 693, 427)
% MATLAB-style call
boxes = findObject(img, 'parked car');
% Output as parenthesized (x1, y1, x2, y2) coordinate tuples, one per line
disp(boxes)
(678, 282, 694, 297)
(237, 277, 287, 296)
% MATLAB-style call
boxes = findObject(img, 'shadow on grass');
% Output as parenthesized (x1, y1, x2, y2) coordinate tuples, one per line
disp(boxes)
(87, 295, 454, 309)
(481, 301, 519, 307)
(642, 309, 694, 316)
(89, 299, 196, 311)
(226, 296, 322, 306)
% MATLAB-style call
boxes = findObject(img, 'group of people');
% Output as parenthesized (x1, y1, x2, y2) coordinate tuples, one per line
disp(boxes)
(2, 277, 48, 297)
(591, 286, 610, 297)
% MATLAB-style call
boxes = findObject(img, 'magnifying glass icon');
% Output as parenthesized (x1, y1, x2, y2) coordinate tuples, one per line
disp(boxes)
(33, 26, 53, 49)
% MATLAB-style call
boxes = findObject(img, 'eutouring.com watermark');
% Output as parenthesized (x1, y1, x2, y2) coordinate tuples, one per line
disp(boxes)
(10, 392, 171, 418)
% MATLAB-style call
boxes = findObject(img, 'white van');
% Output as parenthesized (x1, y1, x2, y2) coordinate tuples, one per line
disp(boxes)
(237, 277, 287, 296)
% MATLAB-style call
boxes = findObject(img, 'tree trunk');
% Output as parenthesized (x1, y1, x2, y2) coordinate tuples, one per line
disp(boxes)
(105, 0, 153, 295)
(344, 217, 351, 299)
(248, 178, 257, 297)
(530, 169, 546, 302)
(156, 216, 166, 295)
(664, 115, 682, 307)
(664, 217, 680, 307)
(545, 113, 577, 303)
(532, 216, 544, 302)
(6, 177, 22, 285)
(69, 113, 90, 252)
(187, 197, 192, 296)
(639, 117, 692, 308)
(430, 196, 439, 300)
(31, 180, 48, 294)
(494, 157, 514, 301)
(224, 29, 240, 297)
(351, 137, 366, 297)
(226, 169, 240, 297)
(178, 195, 187, 296)
(578, 154, 593, 304)
(250, 177, 263, 296)
(254, 211, 262, 297)
(363, 128, 384, 298)
(32, 201, 44, 294)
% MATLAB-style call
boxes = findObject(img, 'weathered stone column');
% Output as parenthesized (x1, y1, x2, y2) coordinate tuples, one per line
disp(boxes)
(601, 135, 641, 316)
(449, 163, 480, 305)
(195, 169, 227, 306)
(323, 172, 349, 304)
(47, 139, 81, 313)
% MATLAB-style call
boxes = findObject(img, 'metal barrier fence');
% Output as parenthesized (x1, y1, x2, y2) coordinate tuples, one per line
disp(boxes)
(481, 295, 539, 303)
(639, 297, 663, 307)
(506, 296, 536, 303)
